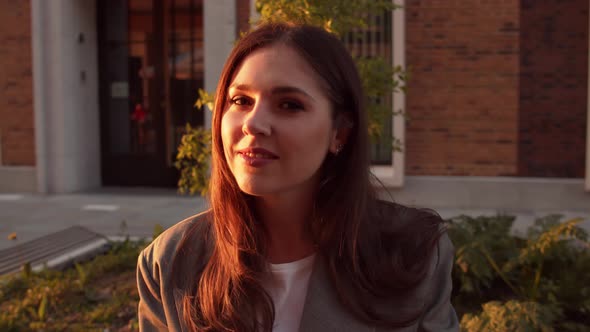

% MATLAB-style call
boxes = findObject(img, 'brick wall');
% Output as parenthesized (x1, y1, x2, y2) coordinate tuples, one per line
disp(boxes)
(0, 0, 35, 166)
(519, 0, 588, 178)
(405, 1, 520, 176)
(236, 0, 250, 35)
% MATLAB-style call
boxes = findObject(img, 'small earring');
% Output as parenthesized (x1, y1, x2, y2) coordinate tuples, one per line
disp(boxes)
(335, 144, 344, 155)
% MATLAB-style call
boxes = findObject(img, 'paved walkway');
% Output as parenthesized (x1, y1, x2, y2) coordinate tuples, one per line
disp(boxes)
(1, 188, 589, 251)
(0, 188, 207, 251)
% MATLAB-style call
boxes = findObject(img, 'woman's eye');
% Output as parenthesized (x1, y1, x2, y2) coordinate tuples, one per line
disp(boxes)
(279, 100, 303, 111)
(230, 96, 250, 106)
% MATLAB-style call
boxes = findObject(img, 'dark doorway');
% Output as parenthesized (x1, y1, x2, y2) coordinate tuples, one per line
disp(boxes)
(97, 0, 204, 186)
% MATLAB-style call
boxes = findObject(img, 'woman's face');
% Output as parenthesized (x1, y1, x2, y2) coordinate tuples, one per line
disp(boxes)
(221, 44, 339, 198)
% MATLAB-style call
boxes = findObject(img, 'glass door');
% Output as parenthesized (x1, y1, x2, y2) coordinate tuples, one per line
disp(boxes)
(98, 0, 204, 186)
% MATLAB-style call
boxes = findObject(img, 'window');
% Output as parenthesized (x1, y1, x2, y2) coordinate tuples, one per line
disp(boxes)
(342, 2, 405, 186)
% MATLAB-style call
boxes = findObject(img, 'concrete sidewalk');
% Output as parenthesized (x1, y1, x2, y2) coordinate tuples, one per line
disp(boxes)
(1, 188, 589, 251)
(0, 188, 207, 251)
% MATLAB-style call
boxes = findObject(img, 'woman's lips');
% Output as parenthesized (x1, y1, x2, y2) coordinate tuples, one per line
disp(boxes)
(237, 147, 278, 167)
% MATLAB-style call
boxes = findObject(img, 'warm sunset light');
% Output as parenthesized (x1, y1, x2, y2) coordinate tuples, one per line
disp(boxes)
(1, 1, 588, 331)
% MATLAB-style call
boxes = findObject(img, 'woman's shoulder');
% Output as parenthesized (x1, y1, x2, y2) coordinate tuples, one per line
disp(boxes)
(371, 199, 453, 274)
(371, 201, 458, 328)
(139, 209, 212, 270)
(136, 210, 213, 331)
(373, 199, 445, 230)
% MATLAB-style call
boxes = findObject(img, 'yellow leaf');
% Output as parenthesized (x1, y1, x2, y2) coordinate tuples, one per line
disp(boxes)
(8, 232, 17, 240)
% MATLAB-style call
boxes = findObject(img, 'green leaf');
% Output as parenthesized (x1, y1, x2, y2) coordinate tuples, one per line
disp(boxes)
(174, 124, 212, 196)
(194, 89, 215, 111)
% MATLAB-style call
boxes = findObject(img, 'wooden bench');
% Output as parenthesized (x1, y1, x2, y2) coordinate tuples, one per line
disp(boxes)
(0, 226, 110, 276)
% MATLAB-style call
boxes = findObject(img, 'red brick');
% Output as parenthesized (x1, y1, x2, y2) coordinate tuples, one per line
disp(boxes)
(405, 0, 587, 177)
(406, 0, 520, 176)
(0, 0, 35, 166)
(236, 0, 250, 35)
(518, 0, 588, 177)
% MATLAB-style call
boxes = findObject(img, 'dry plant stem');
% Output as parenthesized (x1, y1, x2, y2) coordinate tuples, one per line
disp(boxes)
(479, 245, 520, 296)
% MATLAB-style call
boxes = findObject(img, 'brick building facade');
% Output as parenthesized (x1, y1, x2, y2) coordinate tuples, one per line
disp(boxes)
(0, 0, 35, 167)
(405, 1, 520, 177)
(0, 0, 588, 210)
(519, 0, 588, 178)
(404, 0, 588, 178)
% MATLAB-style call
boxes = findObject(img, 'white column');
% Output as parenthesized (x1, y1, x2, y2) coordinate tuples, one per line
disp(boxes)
(31, 0, 100, 193)
(31, 0, 48, 193)
(203, 0, 236, 128)
(369, 0, 406, 188)
(391, 0, 406, 187)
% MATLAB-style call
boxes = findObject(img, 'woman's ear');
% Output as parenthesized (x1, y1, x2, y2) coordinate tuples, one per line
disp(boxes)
(329, 113, 353, 154)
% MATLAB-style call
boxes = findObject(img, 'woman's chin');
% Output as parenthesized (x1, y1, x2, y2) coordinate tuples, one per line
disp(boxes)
(237, 182, 273, 197)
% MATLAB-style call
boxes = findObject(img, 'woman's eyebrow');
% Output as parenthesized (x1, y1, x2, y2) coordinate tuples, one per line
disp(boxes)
(229, 83, 315, 101)
(271, 86, 315, 101)
(228, 83, 252, 92)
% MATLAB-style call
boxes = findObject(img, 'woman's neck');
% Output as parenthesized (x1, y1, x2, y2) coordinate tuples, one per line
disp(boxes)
(256, 192, 316, 264)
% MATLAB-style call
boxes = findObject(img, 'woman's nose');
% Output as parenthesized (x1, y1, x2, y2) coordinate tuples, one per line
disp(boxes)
(242, 101, 272, 136)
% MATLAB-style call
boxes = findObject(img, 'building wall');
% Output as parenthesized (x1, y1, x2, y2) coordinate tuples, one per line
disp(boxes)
(0, 0, 35, 166)
(519, 0, 588, 178)
(0, 0, 587, 193)
(405, 1, 520, 176)
(405, 0, 588, 178)
(236, 0, 250, 35)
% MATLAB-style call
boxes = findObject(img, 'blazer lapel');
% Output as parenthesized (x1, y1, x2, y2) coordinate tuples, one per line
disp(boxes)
(299, 257, 375, 332)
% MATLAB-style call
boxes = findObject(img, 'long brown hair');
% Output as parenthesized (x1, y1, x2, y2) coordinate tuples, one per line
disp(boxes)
(173, 22, 444, 331)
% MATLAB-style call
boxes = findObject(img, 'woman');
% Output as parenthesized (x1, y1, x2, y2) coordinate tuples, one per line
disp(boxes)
(137, 22, 459, 332)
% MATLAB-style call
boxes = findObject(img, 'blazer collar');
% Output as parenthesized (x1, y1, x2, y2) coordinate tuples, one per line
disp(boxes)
(299, 257, 375, 332)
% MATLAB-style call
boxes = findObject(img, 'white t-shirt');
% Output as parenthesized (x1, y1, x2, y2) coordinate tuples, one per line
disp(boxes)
(262, 254, 316, 332)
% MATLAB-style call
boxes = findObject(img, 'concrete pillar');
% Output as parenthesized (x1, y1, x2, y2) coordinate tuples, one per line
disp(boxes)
(31, 0, 100, 193)
(203, 0, 236, 128)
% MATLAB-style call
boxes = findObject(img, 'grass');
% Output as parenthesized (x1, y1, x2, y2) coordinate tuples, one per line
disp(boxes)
(0, 239, 145, 332)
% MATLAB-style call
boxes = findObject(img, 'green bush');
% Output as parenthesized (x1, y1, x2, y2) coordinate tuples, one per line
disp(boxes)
(174, 123, 212, 196)
(448, 214, 590, 331)
(460, 300, 560, 332)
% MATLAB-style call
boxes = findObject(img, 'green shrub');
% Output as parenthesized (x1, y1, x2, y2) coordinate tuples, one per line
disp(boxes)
(460, 300, 560, 332)
(174, 123, 212, 196)
(447, 214, 520, 295)
(448, 214, 590, 330)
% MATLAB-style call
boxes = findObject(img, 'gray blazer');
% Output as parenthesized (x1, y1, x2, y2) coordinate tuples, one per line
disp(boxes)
(137, 211, 459, 332)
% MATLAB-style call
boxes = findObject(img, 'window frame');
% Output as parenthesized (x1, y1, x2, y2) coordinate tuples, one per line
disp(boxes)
(370, 0, 405, 188)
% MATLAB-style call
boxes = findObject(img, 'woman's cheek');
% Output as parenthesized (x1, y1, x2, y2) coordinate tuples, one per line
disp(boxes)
(221, 112, 238, 140)
(221, 113, 237, 160)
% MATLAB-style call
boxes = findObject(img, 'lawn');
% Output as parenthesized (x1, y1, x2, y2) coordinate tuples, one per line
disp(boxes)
(0, 239, 143, 331)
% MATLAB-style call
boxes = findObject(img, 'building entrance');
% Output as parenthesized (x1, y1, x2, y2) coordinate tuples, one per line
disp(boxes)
(98, 0, 204, 186)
